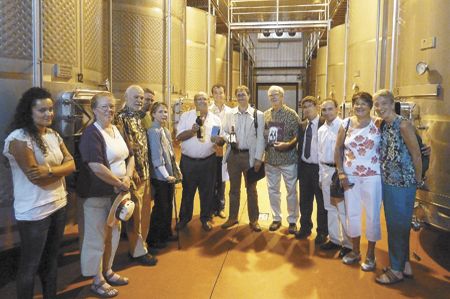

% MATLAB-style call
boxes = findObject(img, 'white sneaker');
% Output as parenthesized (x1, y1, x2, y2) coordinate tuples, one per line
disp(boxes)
(342, 251, 361, 265)
(361, 257, 376, 271)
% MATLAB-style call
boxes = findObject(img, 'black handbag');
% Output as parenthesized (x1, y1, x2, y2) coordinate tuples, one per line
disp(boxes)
(245, 108, 265, 185)
(330, 120, 351, 198)
(330, 170, 344, 198)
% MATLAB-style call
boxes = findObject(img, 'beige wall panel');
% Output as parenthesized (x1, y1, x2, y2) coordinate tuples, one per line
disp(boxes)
(316, 46, 327, 101)
(170, 14, 185, 94)
(327, 24, 345, 103)
(395, 0, 450, 200)
(232, 50, 240, 97)
(185, 7, 215, 98)
(84, 0, 109, 77)
(215, 34, 227, 86)
(0, 0, 32, 60)
(43, 0, 77, 66)
(308, 58, 317, 96)
(112, 1, 164, 95)
(186, 41, 207, 97)
(346, 0, 392, 97)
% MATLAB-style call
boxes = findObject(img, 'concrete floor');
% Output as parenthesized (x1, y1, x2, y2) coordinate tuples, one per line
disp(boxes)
(0, 177, 449, 299)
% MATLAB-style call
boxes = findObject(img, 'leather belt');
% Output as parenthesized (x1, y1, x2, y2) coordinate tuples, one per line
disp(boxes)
(321, 162, 336, 167)
(182, 153, 215, 161)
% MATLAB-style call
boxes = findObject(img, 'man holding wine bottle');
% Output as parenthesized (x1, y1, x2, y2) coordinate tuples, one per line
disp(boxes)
(220, 85, 265, 232)
(176, 92, 223, 232)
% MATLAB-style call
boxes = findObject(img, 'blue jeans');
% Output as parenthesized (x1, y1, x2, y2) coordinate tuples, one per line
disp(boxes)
(16, 207, 66, 299)
(382, 183, 416, 272)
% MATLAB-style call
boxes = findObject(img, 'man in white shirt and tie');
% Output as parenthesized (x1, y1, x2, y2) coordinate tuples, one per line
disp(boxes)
(317, 99, 352, 257)
(295, 96, 328, 244)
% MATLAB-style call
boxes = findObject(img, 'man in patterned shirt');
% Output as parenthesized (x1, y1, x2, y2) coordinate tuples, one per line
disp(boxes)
(264, 86, 300, 233)
(115, 85, 157, 266)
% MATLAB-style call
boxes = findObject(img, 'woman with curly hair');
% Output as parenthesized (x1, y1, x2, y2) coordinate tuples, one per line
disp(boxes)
(334, 92, 382, 272)
(3, 87, 75, 298)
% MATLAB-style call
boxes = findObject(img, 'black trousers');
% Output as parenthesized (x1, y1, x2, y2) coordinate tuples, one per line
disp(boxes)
(298, 161, 328, 235)
(212, 155, 226, 213)
(16, 207, 66, 299)
(179, 154, 216, 223)
(147, 179, 174, 245)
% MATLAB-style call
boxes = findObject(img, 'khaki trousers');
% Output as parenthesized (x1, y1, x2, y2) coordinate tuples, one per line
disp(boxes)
(227, 151, 259, 223)
(127, 179, 152, 257)
(79, 196, 120, 276)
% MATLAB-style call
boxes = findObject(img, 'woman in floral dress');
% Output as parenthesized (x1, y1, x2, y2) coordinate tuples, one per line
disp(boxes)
(335, 92, 382, 272)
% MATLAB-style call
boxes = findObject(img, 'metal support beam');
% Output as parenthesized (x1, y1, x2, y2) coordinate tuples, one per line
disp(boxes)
(207, 0, 212, 93)
(342, 0, 349, 102)
(32, 0, 43, 87)
(166, 0, 172, 128)
(389, 0, 399, 90)
(374, 0, 381, 93)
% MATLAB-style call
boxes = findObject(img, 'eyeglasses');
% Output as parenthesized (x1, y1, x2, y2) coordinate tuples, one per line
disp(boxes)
(97, 104, 115, 111)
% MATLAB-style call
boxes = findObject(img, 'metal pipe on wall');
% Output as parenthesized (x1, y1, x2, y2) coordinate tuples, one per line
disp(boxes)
(373, 0, 381, 92)
(389, 0, 399, 90)
(324, 15, 330, 97)
(239, 36, 243, 85)
(167, 0, 172, 128)
(32, 0, 43, 87)
(342, 0, 349, 103)
(207, 0, 211, 92)
(79, 0, 84, 82)
(227, 13, 231, 97)
(109, 0, 113, 90)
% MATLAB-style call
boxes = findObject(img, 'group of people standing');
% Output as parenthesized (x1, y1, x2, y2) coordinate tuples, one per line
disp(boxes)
(3, 83, 426, 298)
(174, 84, 426, 286)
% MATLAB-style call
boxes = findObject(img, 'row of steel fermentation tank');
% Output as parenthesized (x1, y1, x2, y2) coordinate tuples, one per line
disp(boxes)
(0, 0, 241, 251)
(307, 0, 450, 232)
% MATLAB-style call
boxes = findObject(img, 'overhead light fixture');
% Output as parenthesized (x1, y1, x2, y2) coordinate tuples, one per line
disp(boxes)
(275, 29, 283, 37)
(262, 30, 271, 37)
(288, 31, 296, 37)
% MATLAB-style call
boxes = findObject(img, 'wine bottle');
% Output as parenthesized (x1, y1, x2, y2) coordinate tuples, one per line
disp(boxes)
(230, 125, 237, 149)
(196, 111, 204, 141)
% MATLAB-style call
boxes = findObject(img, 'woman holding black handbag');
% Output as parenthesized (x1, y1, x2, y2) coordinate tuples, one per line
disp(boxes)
(334, 92, 382, 272)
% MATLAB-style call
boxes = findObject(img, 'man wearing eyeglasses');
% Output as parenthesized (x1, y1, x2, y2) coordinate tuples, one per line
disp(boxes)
(115, 85, 157, 266)
(264, 85, 300, 234)
(295, 96, 328, 245)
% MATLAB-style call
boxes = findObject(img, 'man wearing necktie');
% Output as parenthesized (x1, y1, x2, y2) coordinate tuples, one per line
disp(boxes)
(295, 96, 328, 245)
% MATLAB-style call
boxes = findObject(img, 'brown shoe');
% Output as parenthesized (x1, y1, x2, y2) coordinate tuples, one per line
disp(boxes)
(221, 219, 238, 229)
(249, 222, 262, 232)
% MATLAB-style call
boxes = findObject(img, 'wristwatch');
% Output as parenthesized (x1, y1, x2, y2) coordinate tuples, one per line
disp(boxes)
(417, 181, 425, 188)
(47, 164, 54, 177)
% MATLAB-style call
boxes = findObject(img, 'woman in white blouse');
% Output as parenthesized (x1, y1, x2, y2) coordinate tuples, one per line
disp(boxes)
(3, 87, 75, 299)
(77, 92, 134, 298)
